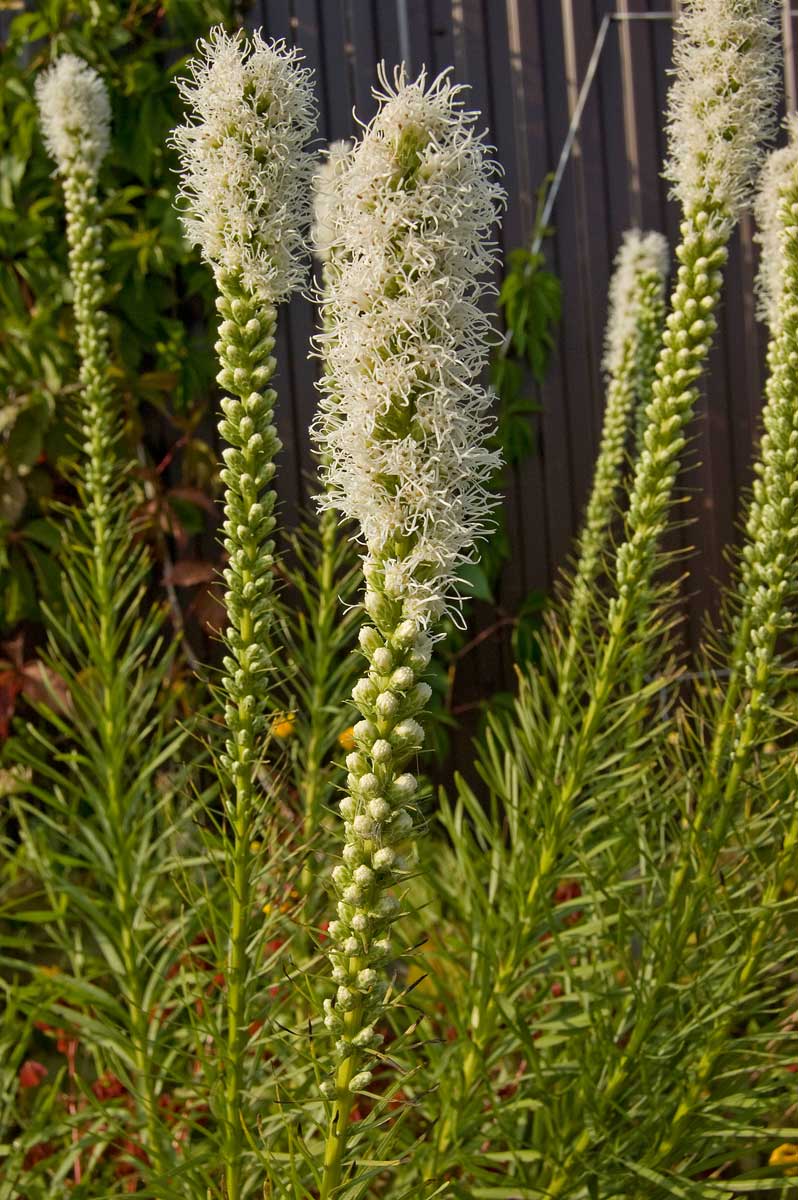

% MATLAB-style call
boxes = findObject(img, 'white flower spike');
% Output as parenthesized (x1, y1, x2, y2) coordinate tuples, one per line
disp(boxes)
(170, 28, 317, 301)
(665, 0, 780, 224)
(755, 116, 798, 330)
(312, 64, 505, 626)
(603, 229, 669, 378)
(35, 54, 111, 177)
(311, 139, 352, 263)
(170, 32, 318, 1197)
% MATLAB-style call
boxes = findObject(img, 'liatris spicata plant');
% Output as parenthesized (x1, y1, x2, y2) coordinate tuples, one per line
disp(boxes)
(310, 65, 504, 1195)
(28, 55, 193, 1184)
(432, 0, 780, 1181)
(170, 29, 316, 1199)
(644, 122, 798, 1159)
(35, 55, 114, 535)
(567, 228, 668, 659)
(534, 5, 780, 1191)
(672, 117, 798, 934)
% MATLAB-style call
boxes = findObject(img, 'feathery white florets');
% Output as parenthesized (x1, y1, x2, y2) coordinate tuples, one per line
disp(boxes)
(665, 0, 780, 221)
(170, 28, 317, 301)
(755, 116, 798, 329)
(311, 139, 352, 263)
(312, 66, 505, 624)
(35, 54, 111, 176)
(603, 229, 669, 376)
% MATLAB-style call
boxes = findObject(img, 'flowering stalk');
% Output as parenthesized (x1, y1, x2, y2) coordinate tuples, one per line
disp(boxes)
(311, 67, 504, 1195)
(538, 4, 780, 1190)
(35, 55, 169, 1177)
(654, 123, 798, 1158)
(170, 30, 316, 1198)
(567, 229, 668, 667)
(439, 12, 778, 1160)
(572, 232, 668, 612)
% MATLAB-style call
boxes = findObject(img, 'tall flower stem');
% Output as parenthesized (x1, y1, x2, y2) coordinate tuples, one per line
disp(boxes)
(653, 159, 798, 1158)
(443, 214, 728, 1143)
(319, 584, 431, 1199)
(538, 2, 782, 1183)
(312, 68, 504, 1191)
(170, 30, 316, 1193)
(567, 231, 668, 646)
(442, 0, 781, 1164)
(214, 282, 280, 1198)
(541, 212, 730, 1198)
(37, 55, 169, 1179)
(538, 232, 668, 788)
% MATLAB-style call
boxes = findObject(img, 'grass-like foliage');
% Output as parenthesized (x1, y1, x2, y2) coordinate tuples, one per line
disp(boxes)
(3, 2, 798, 1198)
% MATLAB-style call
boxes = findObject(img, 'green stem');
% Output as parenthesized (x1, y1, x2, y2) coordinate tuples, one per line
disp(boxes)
(214, 281, 280, 1198)
(320, 959, 364, 1200)
(63, 164, 168, 1178)
(320, 565, 432, 1190)
(548, 193, 798, 1192)
(439, 211, 728, 1171)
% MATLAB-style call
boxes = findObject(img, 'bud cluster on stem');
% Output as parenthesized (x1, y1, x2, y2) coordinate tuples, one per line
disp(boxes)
(568, 229, 669, 639)
(36, 53, 169, 1178)
(312, 65, 504, 1196)
(653, 127, 798, 1164)
(171, 29, 316, 1200)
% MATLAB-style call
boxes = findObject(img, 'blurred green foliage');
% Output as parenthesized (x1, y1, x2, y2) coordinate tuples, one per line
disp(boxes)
(0, 0, 244, 636)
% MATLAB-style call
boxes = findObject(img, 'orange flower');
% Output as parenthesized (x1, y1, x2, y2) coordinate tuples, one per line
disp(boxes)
(271, 713, 296, 739)
(338, 725, 356, 751)
(770, 1144, 798, 1177)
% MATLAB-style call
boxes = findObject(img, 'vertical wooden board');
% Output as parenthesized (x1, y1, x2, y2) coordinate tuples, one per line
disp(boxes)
(260, 0, 294, 42)
(372, 0, 403, 73)
(318, 0, 356, 140)
(286, 0, 325, 510)
(524, 2, 576, 580)
(344, 0, 379, 120)
(503, 0, 553, 603)
(650, 9, 679, 248)
(430, 0, 456, 75)
(275, 301, 309, 526)
(450, 0, 492, 140)
(481, 1, 521, 254)
(567, 0, 614, 445)
(556, 0, 604, 474)
(690, 297, 732, 636)
(537, 1, 596, 566)
(618, 1, 668, 231)
(722, 214, 766, 533)
(479, 0, 529, 629)
(402, 0, 435, 74)
(597, 13, 632, 247)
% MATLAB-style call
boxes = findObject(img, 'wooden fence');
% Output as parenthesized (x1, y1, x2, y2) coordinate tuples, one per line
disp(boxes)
(242, 1, 798, 701)
(6, 1, 795, 700)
